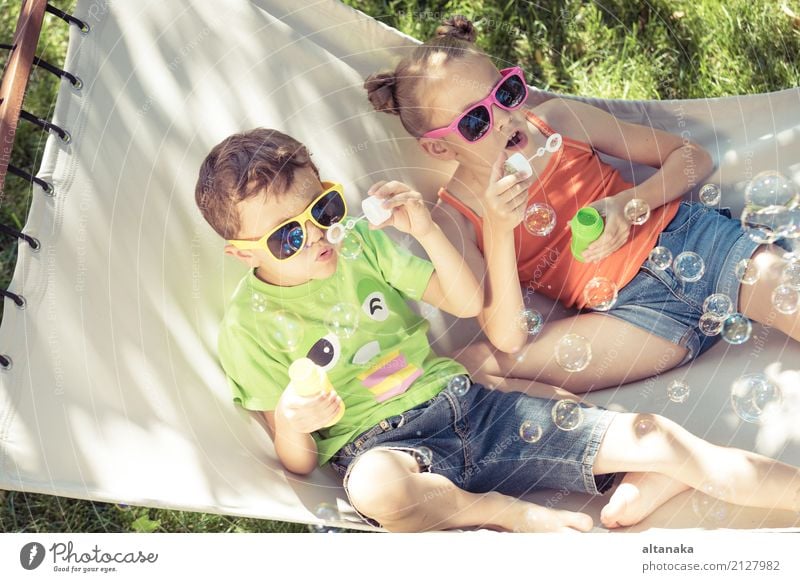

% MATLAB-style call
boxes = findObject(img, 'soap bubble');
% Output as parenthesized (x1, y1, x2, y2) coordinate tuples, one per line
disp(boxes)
(698, 184, 721, 206)
(698, 313, 724, 336)
(309, 502, 345, 533)
(339, 230, 363, 260)
(250, 292, 268, 313)
(702, 293, 733, 319)
(673, 251, 705, 283)
(667, 379, 690, 403)
(783, 262, 800, 289)
(523, 203, 557, 236)
(263, 310, 304, 353)
(730, 373, 782, 423)
(412, 446, 433, 469)
(721, 313, 752, 345)
(691, 482, 733, 523)
(772, 284, 800, 314)
(447, 375, 471, 397)
(554, 334, 592, 373)
(734, 258, 760, 285)
(583, 277, 619, 311)
(519, 420, 543, 443)
(744, 171, 799, 209)
(551, 400, 584, 431)
(326, 223, 346, 245)
(517, 308, 544, 336)
(326, 303, 360, 339)
(648, 246, 673, 270)
(624, 199, 651, 225)
(741, 205, 789, 244)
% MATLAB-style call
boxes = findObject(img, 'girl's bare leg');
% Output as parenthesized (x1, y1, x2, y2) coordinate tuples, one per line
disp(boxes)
(739, 244, 800, 341)
(453, 313, 687, 394)
(594, 413, 800, 513)
(345, 448, 593, 532)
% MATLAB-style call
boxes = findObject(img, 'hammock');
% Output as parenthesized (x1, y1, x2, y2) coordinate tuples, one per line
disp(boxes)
(1, 0, 798, 532)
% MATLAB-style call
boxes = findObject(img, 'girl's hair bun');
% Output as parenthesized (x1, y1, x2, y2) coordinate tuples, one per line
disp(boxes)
(435, 15, 477, 43)
(364, 72, 400, 115)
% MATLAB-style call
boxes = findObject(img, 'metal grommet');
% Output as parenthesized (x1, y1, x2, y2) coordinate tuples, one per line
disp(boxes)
(0, 355, 12, 371)
(16, 295, 26, 310)
(42, 181, 55, 196)
(60, 129, 72, 144)
(71, 75, 83, 90)
(80, 22, 91, 34)
(28, 236, 41, 252)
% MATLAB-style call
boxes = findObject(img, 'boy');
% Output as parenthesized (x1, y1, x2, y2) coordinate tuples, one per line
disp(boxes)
(197, 128, 800, 532)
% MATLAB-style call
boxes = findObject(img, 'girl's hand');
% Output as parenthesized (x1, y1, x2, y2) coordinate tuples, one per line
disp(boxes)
(582, 196, 632, 262)
(481, 152, 536, 232)
(276, 388, 344, 434)
(366, 180, 433, 239)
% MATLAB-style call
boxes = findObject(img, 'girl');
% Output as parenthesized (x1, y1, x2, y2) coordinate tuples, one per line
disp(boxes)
(364, 16, 799, 393)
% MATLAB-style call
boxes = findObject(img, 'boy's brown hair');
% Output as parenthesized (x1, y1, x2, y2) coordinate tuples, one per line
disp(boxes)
(195, 128, 320, 240)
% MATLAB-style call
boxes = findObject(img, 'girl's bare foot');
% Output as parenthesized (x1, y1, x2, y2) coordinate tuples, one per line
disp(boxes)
(601, 472, 690, 529)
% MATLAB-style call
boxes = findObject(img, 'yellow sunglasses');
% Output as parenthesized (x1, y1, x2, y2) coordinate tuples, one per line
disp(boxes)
(227, 181, 347, 261)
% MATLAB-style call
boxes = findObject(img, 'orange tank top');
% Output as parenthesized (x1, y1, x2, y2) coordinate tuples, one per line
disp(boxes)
(438, 109, 681, 310)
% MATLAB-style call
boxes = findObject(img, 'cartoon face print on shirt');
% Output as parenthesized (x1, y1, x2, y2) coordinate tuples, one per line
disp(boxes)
(351, 278, 423, 402)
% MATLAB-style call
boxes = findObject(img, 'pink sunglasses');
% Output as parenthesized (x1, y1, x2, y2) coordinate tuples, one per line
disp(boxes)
(423, 66, 529, 143)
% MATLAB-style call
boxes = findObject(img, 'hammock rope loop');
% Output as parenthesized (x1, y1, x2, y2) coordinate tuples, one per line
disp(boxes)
(7, 164, 54, 196)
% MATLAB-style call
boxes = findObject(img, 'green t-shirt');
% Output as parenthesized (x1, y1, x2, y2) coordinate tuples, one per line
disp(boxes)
(217, 219, 467, 465)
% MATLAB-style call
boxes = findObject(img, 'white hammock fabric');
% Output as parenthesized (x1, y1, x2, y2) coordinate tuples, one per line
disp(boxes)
(1, 0, 799, 532)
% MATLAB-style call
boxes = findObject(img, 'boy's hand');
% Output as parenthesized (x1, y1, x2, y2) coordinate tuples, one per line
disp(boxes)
(482, 152, 535, 232)
(366, 180, 433, 239)
(275, 388, 344, 434)
(581, 195, 632, 262)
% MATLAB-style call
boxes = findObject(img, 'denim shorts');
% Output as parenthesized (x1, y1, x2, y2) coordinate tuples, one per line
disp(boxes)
(330, 377, 619, 527)
(598, 200, 766, 365)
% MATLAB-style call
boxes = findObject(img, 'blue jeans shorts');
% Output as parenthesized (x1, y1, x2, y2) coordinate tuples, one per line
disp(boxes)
(330, 377, 619, 527)
(598, 200, 768, 365)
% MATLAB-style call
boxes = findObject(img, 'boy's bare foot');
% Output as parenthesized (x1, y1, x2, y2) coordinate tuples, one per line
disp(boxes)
(600, 472, 690, 529)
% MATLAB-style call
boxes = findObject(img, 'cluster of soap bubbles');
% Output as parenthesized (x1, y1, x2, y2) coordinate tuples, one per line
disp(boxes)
(582, 276, 619, 311)
(730, 372, 783, 423)
(697, 293, 734, 337)
(667, 379, 690, 403)
(554, 334, 592, 372)
(742, 171, 799, 245)
(524, 203, 557, 236)
(624, 199, 651, 225)
(647, 247, 707, 283)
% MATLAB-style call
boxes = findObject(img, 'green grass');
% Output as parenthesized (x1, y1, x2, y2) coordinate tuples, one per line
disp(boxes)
(1, 0, 799, 533)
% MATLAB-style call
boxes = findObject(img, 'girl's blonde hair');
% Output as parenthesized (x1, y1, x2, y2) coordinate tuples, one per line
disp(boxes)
(364, 15, 483, 137)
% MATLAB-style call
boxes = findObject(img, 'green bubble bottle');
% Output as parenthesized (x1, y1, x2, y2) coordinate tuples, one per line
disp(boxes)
(569, 207, 604, 262)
